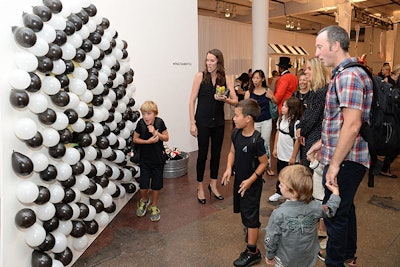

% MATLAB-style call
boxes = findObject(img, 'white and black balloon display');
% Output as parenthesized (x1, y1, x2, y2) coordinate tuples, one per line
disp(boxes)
(10, 0, 140, 266)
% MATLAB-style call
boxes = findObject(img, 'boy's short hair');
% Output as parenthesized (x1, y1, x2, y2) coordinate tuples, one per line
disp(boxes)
(279, 165, 313, 203)
(237, 99, 260, 121)
(140, 100, 158, 115)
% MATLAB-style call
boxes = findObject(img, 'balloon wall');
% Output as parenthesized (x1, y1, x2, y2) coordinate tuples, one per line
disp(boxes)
(4, 0, 141, 266)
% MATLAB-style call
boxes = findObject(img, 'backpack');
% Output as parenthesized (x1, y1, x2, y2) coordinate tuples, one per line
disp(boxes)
(231, 128, 261, 171)
(338, 62, 400, 186)
(130, 117, 164, 164)
(339, 62, 400, 154)
(277, 119, 295, 142)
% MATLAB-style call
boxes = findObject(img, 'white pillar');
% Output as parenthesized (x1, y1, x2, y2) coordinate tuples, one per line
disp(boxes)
(252, 0, 268, 75)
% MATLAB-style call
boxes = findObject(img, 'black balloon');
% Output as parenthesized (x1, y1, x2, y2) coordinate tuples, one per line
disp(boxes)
(46, 43, 62, 60)
(77, 202, 89, 219)
(63, 20, 76, 36)
(70, 220, 86, 237)
(32, 6, 52, 22)
(55, 74, 69, 88)
(60, 175, 76, 188)
(83, 106, 94, 119)
(15, 208, 36, 228)
(83, 4, 97, 17)
(36, 56, 53, 74)
(96, 135, 109, 149)
(55, 203, 73, 220)
(104, 201, 116, 213)
(121, 49, 129, 59)
(73, 48, 86, 63)
(84, 220, 99, 235)
(54, 247, 73, 266)
(88, 32, 102, 44)
(23, 12, 43, 32)
(82, 180, 96, 195)
(85, 74, 98, 90)
(24, 131, 43, 148)
(80, 38, 93, 52)
(27, 72, 42, 92)
(127, 98, 135, 107)
(85, 121, 94, 133)
(37, 232, 55, 251)
(50, 91, 69, 107)
(77, 133, 92, 147)
(95, 147, 102, 160)
(71, 161, 84, 175)
(93, 59, 102, 70)
(64, 109, 78, 124)
(58, 128, 72, 143)
(95, 25, 104, 35)
(64, 59, 75, 74)
(106, 150, 116, 161)
(92, 95, 104, 106)
(62, 187, 76, 203)
(76, 9, 89, 24)
(10, 89, 29, 108)
(34, 186, 51, 204)
(38, 108, 57, 125)
(75, 146, 85, 160)
(101, 17, 110, 29)
(102, 125, 111, 136)
(94, 176, 109, 188)
(87, 164, 97, 178)
(42, 216, 59, 232)
(111, 185, 120, 198)
(68, 14, 82, 31)
(43, 0, 63, 14)
(111, 61, 120, 72)
(89, 198, 104, 213)
(48, 142, 66, 158)
(31, 250, 52, 267)
(12, 151, 33, 176)
(39, 164, 57, 182)
(53, 29, 67, 46)
(104, 165, 112, 178)
(12, 26, 37, 48)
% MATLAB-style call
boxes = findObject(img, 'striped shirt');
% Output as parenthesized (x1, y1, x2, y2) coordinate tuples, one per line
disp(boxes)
(321, 57, 373, 168)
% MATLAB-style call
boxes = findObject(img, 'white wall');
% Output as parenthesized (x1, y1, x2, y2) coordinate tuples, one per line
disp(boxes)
(0, 1, 198, 266)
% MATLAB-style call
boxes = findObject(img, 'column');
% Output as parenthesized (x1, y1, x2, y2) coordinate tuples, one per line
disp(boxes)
(337, 1, 352, 36)
(252, 0, 268, 75)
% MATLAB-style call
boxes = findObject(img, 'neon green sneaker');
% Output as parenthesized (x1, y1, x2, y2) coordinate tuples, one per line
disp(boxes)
(149, 206, 160, 222)
(136, 198, 150, 217)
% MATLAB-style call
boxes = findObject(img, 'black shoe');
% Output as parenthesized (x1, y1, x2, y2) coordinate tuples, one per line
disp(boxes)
(233, 248, 261, 267)
(208, 184, 224, 200)
(197, 189, 206, 204)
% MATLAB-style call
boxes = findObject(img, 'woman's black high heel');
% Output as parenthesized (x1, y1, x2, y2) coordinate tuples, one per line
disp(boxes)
(197, 189, 206, 204)
(208, 184, 224, 200)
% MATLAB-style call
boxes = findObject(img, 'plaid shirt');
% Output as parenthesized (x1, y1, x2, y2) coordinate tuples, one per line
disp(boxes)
(321, 57, 373, 168)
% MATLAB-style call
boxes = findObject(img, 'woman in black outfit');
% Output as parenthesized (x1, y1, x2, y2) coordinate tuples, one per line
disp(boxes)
(189, 49, 238, 204)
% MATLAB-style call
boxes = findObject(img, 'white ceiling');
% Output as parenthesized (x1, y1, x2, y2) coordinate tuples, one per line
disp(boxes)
(198, 0, 400, 35)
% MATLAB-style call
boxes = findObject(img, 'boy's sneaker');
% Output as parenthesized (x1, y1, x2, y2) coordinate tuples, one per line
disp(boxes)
(317, 251, 326, 262)
(233, 248, 261, 267)
(269, 193, 283, 202)
(136, 198, 150, 217)
(149, 206, 160, 222)
(344, 257, 357, 267)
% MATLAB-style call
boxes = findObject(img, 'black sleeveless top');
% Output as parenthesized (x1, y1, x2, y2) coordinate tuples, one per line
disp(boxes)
(195, 77, 226, 127)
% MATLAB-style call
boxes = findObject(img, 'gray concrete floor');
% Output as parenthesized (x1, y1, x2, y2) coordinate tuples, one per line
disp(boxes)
(73, 122, 400, 267)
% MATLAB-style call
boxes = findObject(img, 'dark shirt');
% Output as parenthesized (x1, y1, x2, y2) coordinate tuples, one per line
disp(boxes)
(250, 91, 272, 122)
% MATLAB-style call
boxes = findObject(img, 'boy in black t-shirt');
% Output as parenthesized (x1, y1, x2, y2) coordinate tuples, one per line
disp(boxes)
(133, 101, 169, 222)
(222, 99, 268, 267)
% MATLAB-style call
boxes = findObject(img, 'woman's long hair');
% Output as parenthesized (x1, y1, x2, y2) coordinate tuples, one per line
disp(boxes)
(247, 69, 268, 93)
(308, 57, 330, 91)
(201, 49, 226, 86)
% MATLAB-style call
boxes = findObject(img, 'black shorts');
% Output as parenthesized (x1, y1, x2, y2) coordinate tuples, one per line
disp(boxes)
(139, 162, 164, 190)
(233, 177, 263, 228)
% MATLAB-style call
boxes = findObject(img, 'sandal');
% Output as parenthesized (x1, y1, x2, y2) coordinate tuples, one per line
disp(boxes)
(380, 172, 398, 178)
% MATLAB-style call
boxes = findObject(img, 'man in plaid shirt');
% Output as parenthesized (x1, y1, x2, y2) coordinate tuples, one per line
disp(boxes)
(307, 25, 373, 267)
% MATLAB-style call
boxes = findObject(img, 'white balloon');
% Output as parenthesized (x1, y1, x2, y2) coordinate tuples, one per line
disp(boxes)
(102, 98, 112, 110)
(41, 128, 60, 147)
(65, 94, 79, 110)
(51, 59, 66, 75)
(81, 159, 92, 175)
(72, 235, 88, 251)
(91, 107, 104, 123)
(47, 13, 67, 30)
(16, 181, 39, 204)
(62, 147, 81, 165)
(110, 165, 120, 180)
(80, 54, 94, 69)
(92, 14, 102, 25)
(107, 90, 116, 102)
(41, 76, 61, 95)
(36, 202, 55, 221)
(49, 183, 65, 203)
(114, 150, 125, 163)
(25, 223, 46, 247)
(101, 147, 112, 158)
(106, 121, 117, 131)
(86, 19, 96, 32)
(68, 33, 83, 49)
(100, 193, 113, 208)
(28, 92, 48, 113)
(119, 128, 130, 139)
(98, 71, 108, 84)
(76, 25, 90, 39)
(91, 83, 104, 95)
(52, 260, 64, 267)
(74, 174, 90, 191)
(104, 181, 117, 195)
(113, 111, 122, 123)
(93, 161, 106, 176)
(56, 162, 72, 181)
(115, 39, 124, 50)
(31, 152, 49, 172)
(75, 101, 89, 117)
(125, 120, 134, 132)
(117, 137, 126, 150)
(94, 211, 109, 227)
(27, 37, 49, 56)
(15, 51, 38, 72)
(107, 133, 117, 145)
(14, 117, 37, 140)
(92, 123, 104, 136)
(61, 43, 76, 60)
(69, 78, 87, 95)
(84, 205, 96, 221)
(57, 220, 73, 235)
(87, 45, 100, 59)
(97, 38, 110, 51)
(69, 203, 80, 220)
(73, 67, 88, 80)
(118, 184, 126, 198)
(51, 112, 69, 130)
(100, 65, 111, 77)
(84, 146, 97, 161)
(80, 89, 93, 103)
(71, 118, 86, 133)
(103, 55, 116, 68)
(116, 102, 127, 113)
(91, 184, 103, 199)
(133, 165, 140, 178)
(52, 231, 68, 253)
(72, 188, 81, 202)
(36, 24, 56, 43)
(122, 168, 132, 181)
(9, 69, 31, 89)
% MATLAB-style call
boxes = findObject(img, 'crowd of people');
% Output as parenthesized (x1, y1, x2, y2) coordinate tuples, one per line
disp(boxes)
(132, 25, 399, 267)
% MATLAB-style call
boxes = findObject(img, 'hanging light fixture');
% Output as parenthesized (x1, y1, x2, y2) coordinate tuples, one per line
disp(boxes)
(216, 1, 237, 19)
(297, 20, 301, 31)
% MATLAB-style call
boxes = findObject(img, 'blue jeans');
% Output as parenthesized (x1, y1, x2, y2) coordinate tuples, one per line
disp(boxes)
(323, 161, 367, 267)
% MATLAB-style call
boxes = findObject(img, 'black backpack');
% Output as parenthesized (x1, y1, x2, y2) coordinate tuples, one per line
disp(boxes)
(231, 128, 261, 171)
(338, 62, 400, 186)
